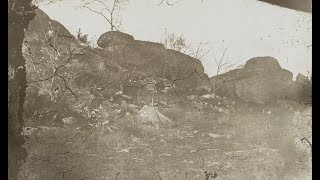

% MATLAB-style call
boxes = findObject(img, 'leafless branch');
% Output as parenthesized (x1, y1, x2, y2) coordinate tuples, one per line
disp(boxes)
(83, 5, 113, 27)
(166, 69, 202, 87)
(161, 31, 209, 60)
(123, 69, 202, 97)
(301, 137, 312, 149)
(158, 0, 175, 6)
(56, 73, 77, 99)
(81, 0, 127, 31)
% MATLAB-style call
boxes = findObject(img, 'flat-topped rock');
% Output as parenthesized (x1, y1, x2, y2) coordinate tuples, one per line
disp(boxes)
(97, 31, 135, 48)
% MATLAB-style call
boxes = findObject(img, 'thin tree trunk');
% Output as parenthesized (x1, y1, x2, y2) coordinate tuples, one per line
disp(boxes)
(110, 13, 114, 31)
(8, 0, 35, 179)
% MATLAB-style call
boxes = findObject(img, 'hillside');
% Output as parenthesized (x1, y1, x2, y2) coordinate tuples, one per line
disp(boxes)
(18, 9, 311, 180)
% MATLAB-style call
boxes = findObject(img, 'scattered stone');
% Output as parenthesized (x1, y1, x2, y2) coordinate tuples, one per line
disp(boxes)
(187, 95, 197, 100)
(208, 133, 224, 138)
(200, 93, 216, 99)
(208, 133, 231, 139)
(62, 116, 75, 124)
(120, 94, 132, 100)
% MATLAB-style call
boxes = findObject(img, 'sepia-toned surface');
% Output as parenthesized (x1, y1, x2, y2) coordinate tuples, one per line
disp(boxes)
(9, 0, 311, 179)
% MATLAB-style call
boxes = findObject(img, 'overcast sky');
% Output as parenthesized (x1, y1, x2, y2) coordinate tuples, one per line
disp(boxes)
(37, 0, 311, 78)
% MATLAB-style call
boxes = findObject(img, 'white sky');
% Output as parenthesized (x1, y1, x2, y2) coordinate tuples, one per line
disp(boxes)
(37, 0, 311, 78)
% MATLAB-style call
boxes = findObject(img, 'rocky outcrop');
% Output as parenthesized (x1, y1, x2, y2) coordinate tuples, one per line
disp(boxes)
(285, 73, 312, 103)
(97, 31, 210, 93)
(211, 56, 310, 105)
(296, 73, 312, 85)
(24, 9, 210, 114)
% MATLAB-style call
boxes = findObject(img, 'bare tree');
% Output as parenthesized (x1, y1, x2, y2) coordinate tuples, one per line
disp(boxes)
(189, 42, 210, 60)
(161, 31, 189, 52)
(211, 45, 236, 95)
(80, 0, 129, 31)
(160, 30, 209, 88)
(161, 30, 210, 60)
(212, 47, 234, 76)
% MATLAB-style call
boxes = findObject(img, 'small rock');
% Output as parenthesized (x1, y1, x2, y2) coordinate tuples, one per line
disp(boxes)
(62, 116, 75, 124)
(160, 138, 166, 143)
(201, 93, 215, 99)
(187, 95, 197, 100)
(217, 107, 224, 113)
(137, 105, 173, 129)
(117, 148, 130, 153)
(132, 136, 139, 143)
(120, 94, 132, 100)
(209, 133, 224, 138)
(208, 133, 231, 139)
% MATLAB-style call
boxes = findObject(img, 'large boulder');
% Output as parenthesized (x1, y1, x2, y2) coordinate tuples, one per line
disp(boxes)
(97, 31, 135, 48)
(97, 32, 210, 93)
(211, 57, 298, 105)
(243, 56, 281, 73)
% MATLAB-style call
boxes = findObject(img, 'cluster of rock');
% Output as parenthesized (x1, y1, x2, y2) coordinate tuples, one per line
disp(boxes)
(211, 56, 311, 105)
(23, 9, 211, 115)
(23, 9, 311, 129)
(23, 9, 215, 129)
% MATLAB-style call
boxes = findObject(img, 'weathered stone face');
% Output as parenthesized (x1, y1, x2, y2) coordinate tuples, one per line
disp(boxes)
(235, 76, 282, 105)
(98, 32, 210, 92)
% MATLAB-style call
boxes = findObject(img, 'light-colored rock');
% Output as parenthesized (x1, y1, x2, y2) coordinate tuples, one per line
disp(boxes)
(137, 105, 173, 129)
(208, 133, 231, 139)
(62, 116, 75, 124)
(200, 93, 216, 99)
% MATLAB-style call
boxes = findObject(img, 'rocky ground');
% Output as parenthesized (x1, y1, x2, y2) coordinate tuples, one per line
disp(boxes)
(17, 93, 311, 180)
